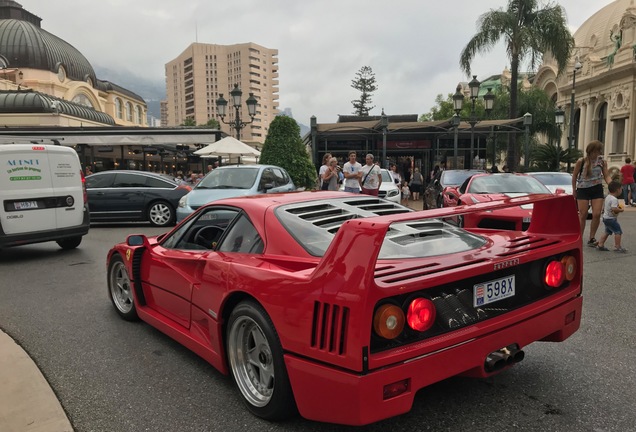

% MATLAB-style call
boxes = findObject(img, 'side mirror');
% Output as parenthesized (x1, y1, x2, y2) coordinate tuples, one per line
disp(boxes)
(262, 182, 274, 191)
(127, 234, 148, 247)
(555, 188, 566, 194)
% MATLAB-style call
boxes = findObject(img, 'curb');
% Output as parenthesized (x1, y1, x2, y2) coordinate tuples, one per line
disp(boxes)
(0, 330, 73, 432)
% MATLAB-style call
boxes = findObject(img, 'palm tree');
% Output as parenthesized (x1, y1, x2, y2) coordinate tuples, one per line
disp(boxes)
(531, 142, 581, 171)
(460, 0, 574, 171)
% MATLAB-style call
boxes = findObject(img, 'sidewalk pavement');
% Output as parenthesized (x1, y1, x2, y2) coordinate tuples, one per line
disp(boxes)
(0, 330, 73, 432)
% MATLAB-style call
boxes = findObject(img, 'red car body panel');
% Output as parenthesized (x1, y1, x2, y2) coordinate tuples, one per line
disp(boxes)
(107, 191, 583, 425)
(444, 174, 554, 229)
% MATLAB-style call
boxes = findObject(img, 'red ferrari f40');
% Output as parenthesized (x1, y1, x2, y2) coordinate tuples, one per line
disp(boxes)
(107, 191, 582, 425)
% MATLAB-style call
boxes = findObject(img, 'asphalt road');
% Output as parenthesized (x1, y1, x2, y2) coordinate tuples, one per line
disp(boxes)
(1, 216, 635, 432)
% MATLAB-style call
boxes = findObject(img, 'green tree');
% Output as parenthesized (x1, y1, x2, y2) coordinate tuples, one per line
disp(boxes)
(260, 116, 316, 189)
(202, 118, 220, 129)
(181, 117, 196, 126)
(421, 86, 565, 169)
(180, 117, 220, 128)
(351, 66, 377, 116)
(530, 142, 581, 171)
(460, 0, 574, 171)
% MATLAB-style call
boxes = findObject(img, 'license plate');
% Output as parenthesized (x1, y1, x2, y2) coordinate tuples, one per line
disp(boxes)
(473, 275, 515, 307)
(14, 200, 38, 210)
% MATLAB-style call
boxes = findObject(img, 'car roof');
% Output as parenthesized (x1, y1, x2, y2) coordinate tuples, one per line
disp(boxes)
(88, 170, 178, 183)
(215, 164, 281, 170)
(199, 190, 346, 211)
(527, 172, 571, 176)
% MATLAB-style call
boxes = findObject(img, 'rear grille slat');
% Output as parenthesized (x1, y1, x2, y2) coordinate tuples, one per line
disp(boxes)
(311, 301, 349, 355)
(375, 259, 489, 283)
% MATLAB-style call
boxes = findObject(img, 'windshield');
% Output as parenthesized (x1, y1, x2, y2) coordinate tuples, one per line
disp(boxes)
(530, 173, 571, 186)
(196, 167, 259, 190)
(381, 170, 393, 182)
(441, 170, 484, 186)
(468, 175, 551, 194)
(276, 198, 486, 258)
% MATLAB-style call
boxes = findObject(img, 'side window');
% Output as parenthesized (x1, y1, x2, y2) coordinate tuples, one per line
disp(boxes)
(272, 168, 287, 187)
(85, 173, 115, 188)
(218, 214, 264, 254)
(113, 173, 146, 188)
(167, 207, 240, 250)
(146, 177, 174, 188)
(259, 168, 275, 190)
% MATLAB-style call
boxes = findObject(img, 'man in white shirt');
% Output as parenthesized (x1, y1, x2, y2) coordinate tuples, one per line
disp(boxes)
(360, 153, 382, 196)
(343, 151, 362, 193)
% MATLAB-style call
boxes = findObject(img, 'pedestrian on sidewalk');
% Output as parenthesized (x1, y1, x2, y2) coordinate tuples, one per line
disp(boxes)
(572, 140, 613, 247)
(409, 167, 424, 201)
(342, 151, 362, 193)
(360, 153, 382, 196)
(597, 181, 627, 253)
(620, 157, 636, 206)
(401, 181, 411, 207)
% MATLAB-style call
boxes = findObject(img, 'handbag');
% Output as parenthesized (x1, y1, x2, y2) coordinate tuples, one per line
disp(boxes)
(321, 180, 330, 190)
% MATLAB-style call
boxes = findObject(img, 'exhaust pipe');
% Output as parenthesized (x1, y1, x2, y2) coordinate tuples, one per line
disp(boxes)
(484, 351, 507, 372)
(485, 344, 525, 372)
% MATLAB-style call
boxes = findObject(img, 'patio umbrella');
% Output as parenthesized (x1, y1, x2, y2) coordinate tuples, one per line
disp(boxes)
(194, 136, 261, 158)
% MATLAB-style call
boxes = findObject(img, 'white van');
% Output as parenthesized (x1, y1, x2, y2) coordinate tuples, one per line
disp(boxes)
(0, 144, 90, 249)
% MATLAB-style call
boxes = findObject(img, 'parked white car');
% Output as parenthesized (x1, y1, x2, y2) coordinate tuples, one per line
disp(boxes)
(340, 168, 401, 203)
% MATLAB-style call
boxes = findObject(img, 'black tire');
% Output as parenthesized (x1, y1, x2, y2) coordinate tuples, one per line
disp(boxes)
(56, 236, 82, 250)
(226, 301, 297, 421)
(147, 201, 175, 227)
(107, 254, 139, 321)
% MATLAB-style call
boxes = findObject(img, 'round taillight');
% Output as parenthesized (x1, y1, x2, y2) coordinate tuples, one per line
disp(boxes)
(544, 260, 565, 287)
(373, 304, 405, 339)
(406, 298, 436, 332)
(561, 255, 577, 281)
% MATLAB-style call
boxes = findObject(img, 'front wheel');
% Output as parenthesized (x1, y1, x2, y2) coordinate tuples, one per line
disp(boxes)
(56, 236, 82, 250)
(227, 301, 296, 421)
(107, 254, 138, 321)
(147, 201, 174, 227)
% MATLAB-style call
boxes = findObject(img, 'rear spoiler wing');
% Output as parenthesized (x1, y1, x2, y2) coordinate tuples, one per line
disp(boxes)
(312, 194, 580, 279)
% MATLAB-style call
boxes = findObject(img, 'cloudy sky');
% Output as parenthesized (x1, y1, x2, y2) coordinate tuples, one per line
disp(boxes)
(32, 0, 614, 124)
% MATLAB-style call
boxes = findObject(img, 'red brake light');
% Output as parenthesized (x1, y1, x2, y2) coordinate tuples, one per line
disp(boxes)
(80, 170, 88, 204)
(373, 304, 405, 339)
(406, 298, 436, 332)
(544, 260, 565, 287)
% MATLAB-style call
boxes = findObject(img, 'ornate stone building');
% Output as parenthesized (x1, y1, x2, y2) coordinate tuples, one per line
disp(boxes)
(535, 0, 636, 172)
(0, 0, 146, 127)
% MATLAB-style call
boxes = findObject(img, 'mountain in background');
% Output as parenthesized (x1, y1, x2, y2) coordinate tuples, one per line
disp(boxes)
(94, 65, 309, 135)
(94, 65, 165, 121)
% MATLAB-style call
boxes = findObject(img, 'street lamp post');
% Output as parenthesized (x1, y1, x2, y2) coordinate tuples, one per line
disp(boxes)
(452, 77, 495, 169)
(567, 59, 583, 172)
(554, 106, 565, 171)
(523, 112, 533, 170)
(380, 110, 388, 168)
(215, 84, 258, 141)
(452, 85, 464, 169)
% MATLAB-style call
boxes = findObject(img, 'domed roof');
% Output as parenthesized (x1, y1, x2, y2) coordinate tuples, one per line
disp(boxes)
(573, 0, 635, 59)
(0, 18, 97, 82)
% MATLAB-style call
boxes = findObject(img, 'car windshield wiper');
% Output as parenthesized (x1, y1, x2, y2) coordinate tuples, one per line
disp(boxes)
(209, 185, 240, 189)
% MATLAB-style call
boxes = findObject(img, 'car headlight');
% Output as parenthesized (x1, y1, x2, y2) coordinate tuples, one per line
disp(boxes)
(387, 189, 399, 197)
(178, 195, 187, 208)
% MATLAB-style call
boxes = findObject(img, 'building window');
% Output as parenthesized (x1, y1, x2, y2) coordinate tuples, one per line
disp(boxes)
(115, 98, 123, 119)
(597, 102, 607, 144)
(126, 102, 133, 122)
(136, 106, 143, 124)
